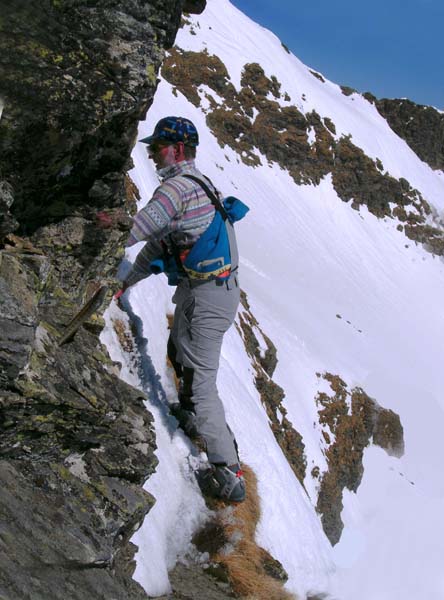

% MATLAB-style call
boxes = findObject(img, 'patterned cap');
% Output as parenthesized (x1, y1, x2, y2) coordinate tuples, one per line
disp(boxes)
(140, 116, 199, 147)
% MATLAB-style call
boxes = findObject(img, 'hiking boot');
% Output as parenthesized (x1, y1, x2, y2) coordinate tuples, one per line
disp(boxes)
(197, 463, 246, 503)
(170, 402, 199, 439)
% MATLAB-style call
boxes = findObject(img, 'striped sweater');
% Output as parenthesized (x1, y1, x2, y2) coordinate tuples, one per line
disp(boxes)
(125, 160, 219, 286)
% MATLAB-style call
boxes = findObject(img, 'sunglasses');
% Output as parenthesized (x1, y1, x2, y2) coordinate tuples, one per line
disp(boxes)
(147, 141, 173, 153)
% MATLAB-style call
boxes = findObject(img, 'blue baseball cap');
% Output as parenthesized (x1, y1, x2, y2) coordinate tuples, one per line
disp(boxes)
(140, 116, 199, 147)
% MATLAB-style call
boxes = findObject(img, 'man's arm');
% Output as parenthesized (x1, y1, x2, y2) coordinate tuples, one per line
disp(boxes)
(127, 183, 180, 247)
(123, 238, 164, 287)
(120, 182, 181, 290)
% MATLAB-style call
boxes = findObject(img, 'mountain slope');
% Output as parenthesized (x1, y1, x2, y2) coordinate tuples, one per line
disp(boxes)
(373, 96, 444, 171)
(103, 1, 444, 598)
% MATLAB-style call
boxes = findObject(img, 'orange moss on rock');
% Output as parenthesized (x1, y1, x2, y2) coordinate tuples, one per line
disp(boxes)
(241, 62, 281, 99)
(237, 291, 307, 488)
(124, 174, 140, 216)
(112, 318, 134, 354)
(315, 373, 404, 545)
(332, 136, 417, 218)
(373, 407, 405, 457)
(162, 47, 236, 107)
(404, 222, 444, 254)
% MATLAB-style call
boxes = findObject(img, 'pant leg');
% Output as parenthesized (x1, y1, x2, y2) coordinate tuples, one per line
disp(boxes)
(167, 334, 182, 379)
(169, 282, 194, 376)
(172, 278, 240, 466)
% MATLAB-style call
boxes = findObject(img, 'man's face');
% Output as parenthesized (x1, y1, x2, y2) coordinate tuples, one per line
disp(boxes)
(148, 141, 177, 170)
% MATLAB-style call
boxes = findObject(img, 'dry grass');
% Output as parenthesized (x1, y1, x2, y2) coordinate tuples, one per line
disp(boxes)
(195, 465, 298, 600)
(112, 318, 134, 353)
(166, 313, 174, 330)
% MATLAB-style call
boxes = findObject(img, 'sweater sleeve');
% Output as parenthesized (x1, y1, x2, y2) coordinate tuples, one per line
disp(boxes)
(123, 180, 183, 286)
(127, 183, 181, 247)
(123, 238, 164, 286)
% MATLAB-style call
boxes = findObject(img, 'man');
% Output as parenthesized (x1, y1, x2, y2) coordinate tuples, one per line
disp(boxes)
(121, 116, 246, 502)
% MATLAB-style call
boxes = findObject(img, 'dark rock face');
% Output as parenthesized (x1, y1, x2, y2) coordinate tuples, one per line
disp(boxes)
(0, 240, 157, 600)
(184, 0, 207, 14)
(155, 563, 236, 599)
(375, 98, 444, 171)
(0, 1, 192, 598)
(0, 181, 18, 239)
(0, 0, 182, 233)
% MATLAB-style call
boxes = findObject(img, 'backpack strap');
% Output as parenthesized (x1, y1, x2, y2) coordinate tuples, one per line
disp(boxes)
(163, 238, 186, 279)
(169, 173, 239, 279)
(182, 174, 229, 221)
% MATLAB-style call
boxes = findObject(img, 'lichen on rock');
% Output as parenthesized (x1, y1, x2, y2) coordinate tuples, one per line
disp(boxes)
(0, 0, 182, 234)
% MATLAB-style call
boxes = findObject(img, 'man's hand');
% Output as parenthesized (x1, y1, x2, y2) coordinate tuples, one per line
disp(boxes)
(114, 281, 129, 301)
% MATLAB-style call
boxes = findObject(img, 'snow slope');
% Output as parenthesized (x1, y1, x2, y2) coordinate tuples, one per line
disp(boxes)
(102, 1, 444, 598)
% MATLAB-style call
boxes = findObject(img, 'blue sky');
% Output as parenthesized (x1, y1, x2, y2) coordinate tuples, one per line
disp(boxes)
(230, 0, 443, 109)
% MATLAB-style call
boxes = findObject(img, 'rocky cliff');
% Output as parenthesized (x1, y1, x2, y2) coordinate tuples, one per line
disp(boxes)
(0, 2, 205, 598)
(342, 88, 444, 173)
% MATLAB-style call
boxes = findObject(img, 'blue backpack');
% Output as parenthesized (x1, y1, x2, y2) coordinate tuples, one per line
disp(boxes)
(150, 175, 249, 285)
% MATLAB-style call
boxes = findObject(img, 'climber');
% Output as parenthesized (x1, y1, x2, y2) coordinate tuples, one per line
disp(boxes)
(118, 116, 247, 503)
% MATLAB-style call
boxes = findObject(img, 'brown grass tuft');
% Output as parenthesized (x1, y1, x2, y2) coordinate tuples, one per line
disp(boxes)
(195, 465, 298, 600)
(112, 318, 134, 353)
(166, 313, 174, 330)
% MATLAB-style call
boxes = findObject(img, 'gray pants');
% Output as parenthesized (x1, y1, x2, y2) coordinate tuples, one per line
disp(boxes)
(168, 276, 240, 466)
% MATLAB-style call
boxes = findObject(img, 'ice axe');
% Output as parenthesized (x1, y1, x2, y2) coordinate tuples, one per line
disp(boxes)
(58, 284, 109, 346)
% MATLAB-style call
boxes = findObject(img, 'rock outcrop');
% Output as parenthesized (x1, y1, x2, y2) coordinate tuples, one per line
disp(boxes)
(235, 302, 405, 548)
(314, 373, 404, 545)
(374, 97, 444, 172)
(236, 291, 307, 489)
(0, 1, 206, 598)
(0, 0, 182, 233)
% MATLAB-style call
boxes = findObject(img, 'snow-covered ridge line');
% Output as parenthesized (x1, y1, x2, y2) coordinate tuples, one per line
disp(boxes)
(176, 0, 444, 214)
(163, 31, 444, 256)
